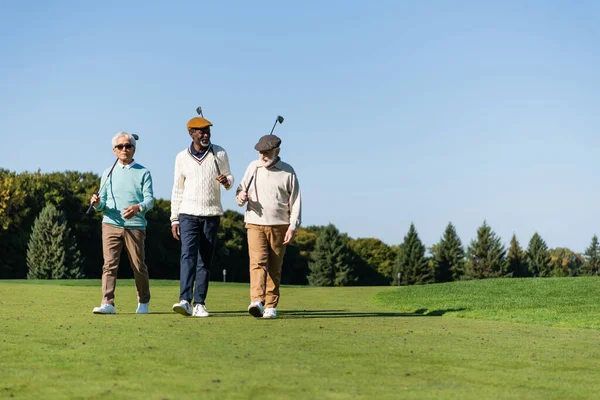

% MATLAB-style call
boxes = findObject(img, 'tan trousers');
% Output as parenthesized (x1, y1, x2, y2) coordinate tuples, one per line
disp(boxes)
(246, 224, 289, 308)
(101, 223, 150, 305)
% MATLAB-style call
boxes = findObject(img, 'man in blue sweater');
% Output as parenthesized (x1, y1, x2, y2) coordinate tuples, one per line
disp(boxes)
(90, 131, 154, 314)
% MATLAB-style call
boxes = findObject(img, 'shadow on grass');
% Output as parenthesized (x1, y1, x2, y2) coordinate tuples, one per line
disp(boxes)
(413, 308, 467, 316)
(209, 308, 466, 319)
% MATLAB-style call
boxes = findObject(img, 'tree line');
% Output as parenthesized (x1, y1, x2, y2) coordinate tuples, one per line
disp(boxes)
(1, 169, 599, 285)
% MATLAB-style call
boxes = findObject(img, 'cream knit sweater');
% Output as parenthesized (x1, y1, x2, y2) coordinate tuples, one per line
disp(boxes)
(235, 158, 301, 230)
(170, 144, 234, 222)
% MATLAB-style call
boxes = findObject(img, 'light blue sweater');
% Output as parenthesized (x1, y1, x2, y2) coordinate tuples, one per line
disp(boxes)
(94, 161, 154, 229)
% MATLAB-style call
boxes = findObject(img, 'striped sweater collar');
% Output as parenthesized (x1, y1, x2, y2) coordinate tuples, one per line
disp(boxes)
(187, 143, 211, 163)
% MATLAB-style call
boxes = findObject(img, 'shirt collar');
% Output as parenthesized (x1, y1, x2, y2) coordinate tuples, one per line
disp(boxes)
(118, 160, 137, 169)
(272, 158, 282, 169)
(189, 142, 209, 157)
(258, 157, 282, 170)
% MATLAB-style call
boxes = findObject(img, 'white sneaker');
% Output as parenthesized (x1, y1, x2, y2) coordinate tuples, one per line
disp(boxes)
(192, 303, 210, 317)
(93, 304, 116, 314)
(248, 301, 264, 318)
(172, 300, 192, 316)
(136, 303, 149, 314)
(263, 307, 277, 319)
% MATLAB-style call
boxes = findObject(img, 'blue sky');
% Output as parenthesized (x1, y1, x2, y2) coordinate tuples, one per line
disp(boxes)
(1, 1, 599, 252)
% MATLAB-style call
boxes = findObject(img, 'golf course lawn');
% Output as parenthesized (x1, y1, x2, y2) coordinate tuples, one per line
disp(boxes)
(1, 278, 600, 399)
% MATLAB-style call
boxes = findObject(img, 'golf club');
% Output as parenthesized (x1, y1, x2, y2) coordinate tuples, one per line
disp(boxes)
(86, 133, 140, 215)
(269, 115, 284, 135)
(195, 106, 222, 176)
(245, 115, 285, 191)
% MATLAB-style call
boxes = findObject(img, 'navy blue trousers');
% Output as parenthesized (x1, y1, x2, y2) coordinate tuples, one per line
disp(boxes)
(178, 214, 220, 305)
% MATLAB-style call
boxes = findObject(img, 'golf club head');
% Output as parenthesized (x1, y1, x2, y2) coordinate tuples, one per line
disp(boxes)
(196, 107, 203, 117)
(132, 134, 139, 140)
(269, 115, 284, 135)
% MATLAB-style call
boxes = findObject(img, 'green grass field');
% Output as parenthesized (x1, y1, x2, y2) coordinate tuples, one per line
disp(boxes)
(2, 278, 600, 399)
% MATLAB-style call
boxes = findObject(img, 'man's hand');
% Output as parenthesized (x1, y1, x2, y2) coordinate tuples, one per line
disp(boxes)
(216, 175, 229, 188)
(90, 194, 100, 207)
(122, 205, 141, 220)
(283, 228, 295, 245)
(171, 224, 180, 240)
(238, 191, 248, 202)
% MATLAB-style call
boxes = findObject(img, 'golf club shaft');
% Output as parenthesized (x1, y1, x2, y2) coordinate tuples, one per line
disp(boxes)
(246, 176, 254, 192)
(197, 108, 223, 183)
(245, 165, 260, 192)
(269, 119, 278, 135)
(248, 116, 282, 191)
(209, 145, 222, 175)
(213, 157, 221, 175)
(86, 158, 119, 215)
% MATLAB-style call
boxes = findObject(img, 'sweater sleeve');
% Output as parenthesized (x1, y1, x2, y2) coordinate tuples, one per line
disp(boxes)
(235, 162, 255, 206)
(140, 170, 154, 212)
(170, 154, 184, 222)
(218, 147, 234, 190)
(288, 169, 301, 230)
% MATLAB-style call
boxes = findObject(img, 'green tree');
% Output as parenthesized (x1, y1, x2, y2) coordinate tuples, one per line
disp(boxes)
(348, 238, 396, 285)
(282, 227, 318, 285)
(0, 169, 101, 279)
(526, 233, 552, 277)
(549, 248, 583, 277)
(0, 170, 29, 230)
(506, 234, 528, 277)
(394, 223, 433, 285)
(0, 170, 31, 278)
(582, 235, 600, 276)
(465, 221, 506, 279)
(143, 199, 185, 280)
(432, 222, 465, 283)
(214, 210, 249, 283)
(307, 224, 355, 286)
(26, 203, 83, 279)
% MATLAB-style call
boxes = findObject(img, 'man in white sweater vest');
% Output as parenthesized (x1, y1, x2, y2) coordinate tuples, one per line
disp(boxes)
(236, 134, 301, 319)
(170, 116, 234, 317)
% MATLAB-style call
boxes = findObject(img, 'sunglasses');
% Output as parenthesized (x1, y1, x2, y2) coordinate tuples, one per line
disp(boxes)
(114, 144, 134, 150)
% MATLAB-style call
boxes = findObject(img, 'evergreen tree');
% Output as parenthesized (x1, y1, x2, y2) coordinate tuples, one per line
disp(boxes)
(506, 234, 528, 277)
(307, 224, 355, 286)
(582, 235, 600, 276)
(465, 221, 506, 279)
(433, 222, 465, 282)
(526, 233, 552, 277)
(27, 203, 83, 279)
(393, 223, 433, 285)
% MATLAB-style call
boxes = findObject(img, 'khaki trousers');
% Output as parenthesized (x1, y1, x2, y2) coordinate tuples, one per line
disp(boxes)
(101, 223, 150, 305)
(246, 224, 289, 308)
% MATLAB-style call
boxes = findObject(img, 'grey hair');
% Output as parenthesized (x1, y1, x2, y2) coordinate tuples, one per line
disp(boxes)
(111, 131, 137, 148)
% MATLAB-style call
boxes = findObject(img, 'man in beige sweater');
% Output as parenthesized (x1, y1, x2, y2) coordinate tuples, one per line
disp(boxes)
(236, 134, 301, 319)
